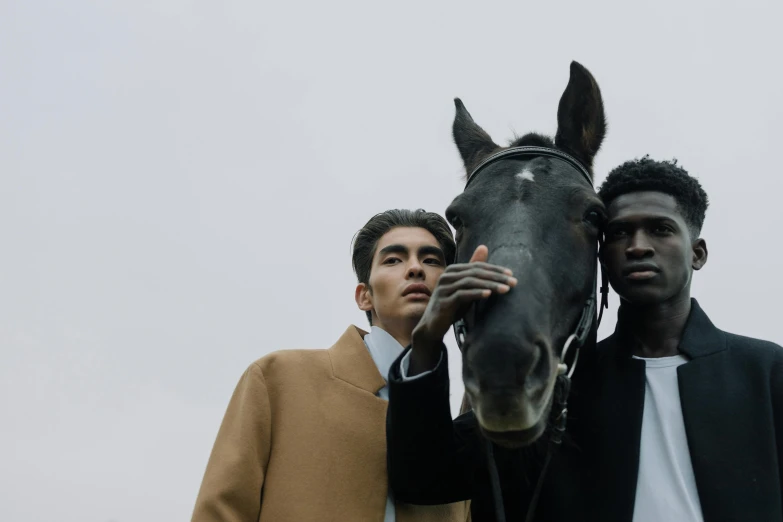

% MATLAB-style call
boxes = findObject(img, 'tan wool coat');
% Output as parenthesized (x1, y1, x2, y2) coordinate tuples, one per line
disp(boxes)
(192, 326, 470, 522)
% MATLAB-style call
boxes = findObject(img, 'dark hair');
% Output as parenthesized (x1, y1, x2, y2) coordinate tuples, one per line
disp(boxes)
(352, 209, 456, 324)
(598, 156, 709, 237)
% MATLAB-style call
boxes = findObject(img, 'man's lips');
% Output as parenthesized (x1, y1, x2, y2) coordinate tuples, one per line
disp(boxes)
(402, 283, 431, 297)
(623, 263, 660, 280)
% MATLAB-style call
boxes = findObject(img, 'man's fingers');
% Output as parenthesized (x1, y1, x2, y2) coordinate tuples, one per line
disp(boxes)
(446, 261, 513, 276)
(469, 245, 489, 264)
(449, 288, 493, 304)
(438, 270, 517, 288)
(444, 277, 511, 295)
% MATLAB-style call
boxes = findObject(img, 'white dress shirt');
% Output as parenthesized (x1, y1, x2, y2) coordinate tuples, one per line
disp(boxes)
(363, 326, 405, 522)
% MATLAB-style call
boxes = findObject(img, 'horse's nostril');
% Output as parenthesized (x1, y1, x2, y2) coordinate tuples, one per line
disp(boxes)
(516, 344, 538, 385)
(463, 373, 480, 397)
(518, 340, 550, 390)
(528, 346, 541, 377)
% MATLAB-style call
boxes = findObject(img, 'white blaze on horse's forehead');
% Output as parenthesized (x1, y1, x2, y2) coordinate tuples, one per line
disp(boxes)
(516, 169, 535, 182)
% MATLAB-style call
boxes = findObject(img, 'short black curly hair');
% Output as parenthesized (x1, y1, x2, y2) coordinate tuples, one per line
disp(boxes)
(598, 156, 709, 237)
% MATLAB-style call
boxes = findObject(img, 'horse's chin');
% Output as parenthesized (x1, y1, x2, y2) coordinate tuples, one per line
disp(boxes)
(480, 421, 547, 449)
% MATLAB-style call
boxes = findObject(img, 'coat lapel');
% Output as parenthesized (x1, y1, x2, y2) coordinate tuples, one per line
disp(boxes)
(329, 327, 470, 522)
(329, 326, 387, 395)
(676, 299, 734, 521)
(591, 333, 647, 520)
(327, 327, 391, 519)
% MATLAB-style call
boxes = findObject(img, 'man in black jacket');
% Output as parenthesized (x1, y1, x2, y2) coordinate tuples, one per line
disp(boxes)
(386, 157, 783, 521)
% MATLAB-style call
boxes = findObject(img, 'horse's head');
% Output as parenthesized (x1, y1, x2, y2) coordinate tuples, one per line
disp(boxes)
(447, 62, 606, 448)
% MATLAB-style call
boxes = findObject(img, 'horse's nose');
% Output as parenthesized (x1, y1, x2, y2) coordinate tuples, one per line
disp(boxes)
(464, 336, 550, 396)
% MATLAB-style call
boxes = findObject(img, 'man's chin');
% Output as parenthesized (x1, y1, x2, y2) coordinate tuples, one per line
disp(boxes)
(403, 302, 428, 316)
(615, 284, 667, 305)
(398, 307, 427, 333)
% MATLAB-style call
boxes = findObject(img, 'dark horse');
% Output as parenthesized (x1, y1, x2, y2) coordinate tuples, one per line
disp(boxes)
(447, 61, 606, 449)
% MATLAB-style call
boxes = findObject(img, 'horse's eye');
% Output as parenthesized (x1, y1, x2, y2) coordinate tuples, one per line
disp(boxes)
(583, 209, 605, 229)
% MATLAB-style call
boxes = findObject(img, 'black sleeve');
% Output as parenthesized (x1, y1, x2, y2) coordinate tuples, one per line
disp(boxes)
(386, 344, 479, 505)
(772, 346, 783, 500)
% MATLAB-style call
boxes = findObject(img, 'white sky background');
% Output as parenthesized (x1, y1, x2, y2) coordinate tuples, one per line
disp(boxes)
(2, 1, 782, 521)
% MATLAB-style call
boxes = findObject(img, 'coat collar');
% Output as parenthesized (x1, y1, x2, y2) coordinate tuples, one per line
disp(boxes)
(601, 298, 727, 360)
(328, 325, 387, 395)
(677, 299, 728, 359)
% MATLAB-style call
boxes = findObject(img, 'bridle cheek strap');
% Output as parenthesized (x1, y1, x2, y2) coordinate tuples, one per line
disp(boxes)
(557, 238, 608, 379)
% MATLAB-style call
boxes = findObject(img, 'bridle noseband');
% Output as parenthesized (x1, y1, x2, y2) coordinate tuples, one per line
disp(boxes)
(451, 146, 609, 522)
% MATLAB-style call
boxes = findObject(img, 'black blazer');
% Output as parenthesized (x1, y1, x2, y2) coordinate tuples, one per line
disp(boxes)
(386, 300, 783, 521)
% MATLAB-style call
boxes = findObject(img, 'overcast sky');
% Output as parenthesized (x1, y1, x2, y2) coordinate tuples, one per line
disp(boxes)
(2, 1, 782, 521)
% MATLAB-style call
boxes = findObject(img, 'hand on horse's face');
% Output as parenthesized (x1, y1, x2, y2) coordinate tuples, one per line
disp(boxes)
(408, 245, 517, 374)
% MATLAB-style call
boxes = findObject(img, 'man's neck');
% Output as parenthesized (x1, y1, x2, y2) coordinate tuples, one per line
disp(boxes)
(371, 317, 417, 348)
(621, 295, 692, 358)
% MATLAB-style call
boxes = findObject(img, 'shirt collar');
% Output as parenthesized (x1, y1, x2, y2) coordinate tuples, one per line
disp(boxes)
(363, 326, 405, 383)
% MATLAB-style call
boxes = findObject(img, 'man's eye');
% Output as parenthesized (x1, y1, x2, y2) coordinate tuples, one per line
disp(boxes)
(424, 258, 443, 265)
(654, 226, 673, 235)
(383, 258, 400, 264)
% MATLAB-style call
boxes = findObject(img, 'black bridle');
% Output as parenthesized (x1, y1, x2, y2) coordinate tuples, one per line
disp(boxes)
(451, 146, 609, 522)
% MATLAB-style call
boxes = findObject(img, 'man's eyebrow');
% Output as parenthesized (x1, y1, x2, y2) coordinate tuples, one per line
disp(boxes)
(378, 244, 409, 257)
(418, 245, 445, 260)
(607, 216, 678, 226)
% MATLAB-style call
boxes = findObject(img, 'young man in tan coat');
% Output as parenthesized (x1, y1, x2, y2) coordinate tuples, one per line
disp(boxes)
(192, 209, 470, 522)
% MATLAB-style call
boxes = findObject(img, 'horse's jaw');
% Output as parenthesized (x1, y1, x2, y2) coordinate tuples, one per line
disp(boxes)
(468, 368, 559, 448)
(480, 421, 548, 449)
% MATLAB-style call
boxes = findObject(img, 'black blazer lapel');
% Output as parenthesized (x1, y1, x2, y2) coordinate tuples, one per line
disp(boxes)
(590, 334, 647, 520)
(676, 299, 760, 521)
(678, 352, 736, 521)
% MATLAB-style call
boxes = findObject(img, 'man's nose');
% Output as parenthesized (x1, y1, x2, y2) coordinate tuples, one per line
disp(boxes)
(407, 258, 425, 278)
(625, 231, 654, 258)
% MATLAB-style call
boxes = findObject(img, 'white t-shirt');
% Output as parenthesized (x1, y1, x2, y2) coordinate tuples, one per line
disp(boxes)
(632, 354, 704, 522)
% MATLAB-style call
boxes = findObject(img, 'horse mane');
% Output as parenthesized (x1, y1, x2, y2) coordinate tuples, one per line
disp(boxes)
(461, 133, 558, 182)
(509, 132, 555, 148)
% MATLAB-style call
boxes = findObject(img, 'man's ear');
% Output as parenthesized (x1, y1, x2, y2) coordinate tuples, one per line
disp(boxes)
(692, 238, 708, 270)
(355, 283, 373, 312)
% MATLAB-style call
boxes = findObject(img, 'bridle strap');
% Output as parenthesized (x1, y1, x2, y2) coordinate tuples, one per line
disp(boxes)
(597, 248, 610, 326)
(557, 235, 607, 379)
(466, 146, 594, 189)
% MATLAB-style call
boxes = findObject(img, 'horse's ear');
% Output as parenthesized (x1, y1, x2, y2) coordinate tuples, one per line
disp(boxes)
(554, 62, 607, 171)
(453, 98, 499, 174)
